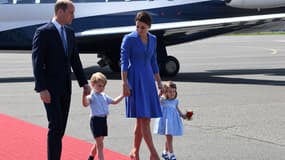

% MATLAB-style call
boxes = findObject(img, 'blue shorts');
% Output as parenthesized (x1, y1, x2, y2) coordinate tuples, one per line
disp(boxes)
(90, 116, 108, 138)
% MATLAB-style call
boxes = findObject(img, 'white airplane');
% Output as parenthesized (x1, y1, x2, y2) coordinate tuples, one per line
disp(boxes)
(1, 0, 285, 76)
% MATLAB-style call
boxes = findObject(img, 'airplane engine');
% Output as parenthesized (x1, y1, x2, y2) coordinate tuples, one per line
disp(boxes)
(225, 0, 285, 9)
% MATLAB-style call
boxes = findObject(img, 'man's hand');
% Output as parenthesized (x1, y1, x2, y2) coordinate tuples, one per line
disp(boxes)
(83, 84, 91, 96)
(40, 90, 51, 104)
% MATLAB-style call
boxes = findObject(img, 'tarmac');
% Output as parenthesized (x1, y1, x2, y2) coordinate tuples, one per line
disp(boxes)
(0, 35, 285, 160)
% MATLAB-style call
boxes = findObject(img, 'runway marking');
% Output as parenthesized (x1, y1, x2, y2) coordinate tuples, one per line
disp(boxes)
(275, 40, 285, 43)
(234, 134, 285, 147)
(224, 45, 279, 55)
(193, 44, 280, 56)
(267, 48, 278, 55)
(0, 114, 128, 160)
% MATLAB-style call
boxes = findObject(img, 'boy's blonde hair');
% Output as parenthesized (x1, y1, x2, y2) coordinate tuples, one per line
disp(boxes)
(90, 72, 107, 85)
(164, 81, 177, 99)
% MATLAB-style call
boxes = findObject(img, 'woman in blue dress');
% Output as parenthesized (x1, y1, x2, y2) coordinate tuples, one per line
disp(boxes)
(120, 11, 163, 160)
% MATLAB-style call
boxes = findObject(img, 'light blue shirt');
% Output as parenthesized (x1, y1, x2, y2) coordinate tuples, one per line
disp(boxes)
(52, 18, 67, 42)
(87, 91, 113, 117)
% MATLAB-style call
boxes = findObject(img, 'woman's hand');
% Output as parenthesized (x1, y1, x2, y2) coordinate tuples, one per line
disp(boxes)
(157, 80, 163, 94)
(157, 81, 162, 89)
(122, 82, 131, 96)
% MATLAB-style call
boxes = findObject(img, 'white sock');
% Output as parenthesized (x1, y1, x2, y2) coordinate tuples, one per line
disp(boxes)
(168, 152, 175, 157)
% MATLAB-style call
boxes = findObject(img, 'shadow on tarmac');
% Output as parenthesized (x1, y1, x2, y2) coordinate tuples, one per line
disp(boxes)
(1, 66, 285, 86)
(169, 68, 285, 86)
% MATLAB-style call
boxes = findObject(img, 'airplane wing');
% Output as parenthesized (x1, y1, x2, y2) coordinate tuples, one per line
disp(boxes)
(74, 12, 285, 76)
(76, 12, 285, 47)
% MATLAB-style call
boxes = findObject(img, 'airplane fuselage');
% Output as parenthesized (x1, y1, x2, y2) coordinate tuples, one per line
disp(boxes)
(1, 0, 285, 50)
(1, 0, 285, 76)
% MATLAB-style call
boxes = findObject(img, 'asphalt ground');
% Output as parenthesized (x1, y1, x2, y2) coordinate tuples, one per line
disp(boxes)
(0, 35, 285, 160)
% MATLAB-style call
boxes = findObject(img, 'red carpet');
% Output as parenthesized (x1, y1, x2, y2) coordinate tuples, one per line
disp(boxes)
(0, 114, 128, 160)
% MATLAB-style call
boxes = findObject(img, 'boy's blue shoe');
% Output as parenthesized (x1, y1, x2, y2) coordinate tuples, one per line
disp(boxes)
(161, 152, 170, 160)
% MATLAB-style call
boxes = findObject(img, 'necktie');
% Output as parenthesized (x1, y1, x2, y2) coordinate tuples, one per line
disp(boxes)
(60, 26, 68, 56)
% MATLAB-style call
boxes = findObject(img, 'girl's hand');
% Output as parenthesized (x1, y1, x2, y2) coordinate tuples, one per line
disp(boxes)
(185, 110, 194, 120)
(182, 114, 187, 119)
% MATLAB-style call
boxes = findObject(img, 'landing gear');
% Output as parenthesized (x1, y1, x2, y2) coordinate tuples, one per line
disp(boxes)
(106, 55, 180, 76)
(97, 53, 120, 72)
(96, 41, 181, 77)
(108, 60, 120, 72)
(159, 56, 180, 77)
(157, 39, 180, 77)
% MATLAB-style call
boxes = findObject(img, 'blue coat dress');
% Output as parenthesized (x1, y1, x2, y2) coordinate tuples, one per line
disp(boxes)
(120, 31, 162, 118)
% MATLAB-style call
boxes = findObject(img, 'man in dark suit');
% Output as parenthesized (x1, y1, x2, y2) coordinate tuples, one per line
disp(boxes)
(32, 0, 91, 160)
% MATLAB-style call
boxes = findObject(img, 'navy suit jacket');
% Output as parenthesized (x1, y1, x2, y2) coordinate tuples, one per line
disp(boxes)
(32, 22, 87, 96)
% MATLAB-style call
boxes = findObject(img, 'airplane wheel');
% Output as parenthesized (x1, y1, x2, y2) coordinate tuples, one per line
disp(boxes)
(161, 56, 180, 77)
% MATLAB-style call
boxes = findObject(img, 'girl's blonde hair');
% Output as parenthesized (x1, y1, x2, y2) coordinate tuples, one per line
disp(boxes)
(90, 72, 107, 86)
(163, 81, 177, 99)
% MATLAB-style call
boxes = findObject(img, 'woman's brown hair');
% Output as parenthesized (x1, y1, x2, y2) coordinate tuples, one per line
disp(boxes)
(135, 11, 152, 27)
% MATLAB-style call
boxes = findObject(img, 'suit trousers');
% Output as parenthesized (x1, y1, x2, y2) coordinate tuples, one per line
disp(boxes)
(44, 94, 71, 160)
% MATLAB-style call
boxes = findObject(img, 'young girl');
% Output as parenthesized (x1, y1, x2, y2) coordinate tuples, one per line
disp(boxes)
(82, 72, 124, 160)
(153, 81, 186, 160)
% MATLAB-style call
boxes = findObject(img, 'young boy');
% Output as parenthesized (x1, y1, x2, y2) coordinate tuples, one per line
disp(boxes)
(82, 72, 124, 160)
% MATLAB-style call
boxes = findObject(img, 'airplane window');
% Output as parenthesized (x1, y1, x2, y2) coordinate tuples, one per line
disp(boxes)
(5, 0, 152, 4)
(4, 0, 10, 3)
(0, 0, 153, 4)
(40, 0, 55, 3)
(15, 0, 34, 3)
(72, 0, 104, 2)
(0, 0, 9, 4)
(108, 0, 146, 1)
(106, 0, 149, 1)
(72, 0, 148, 2)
